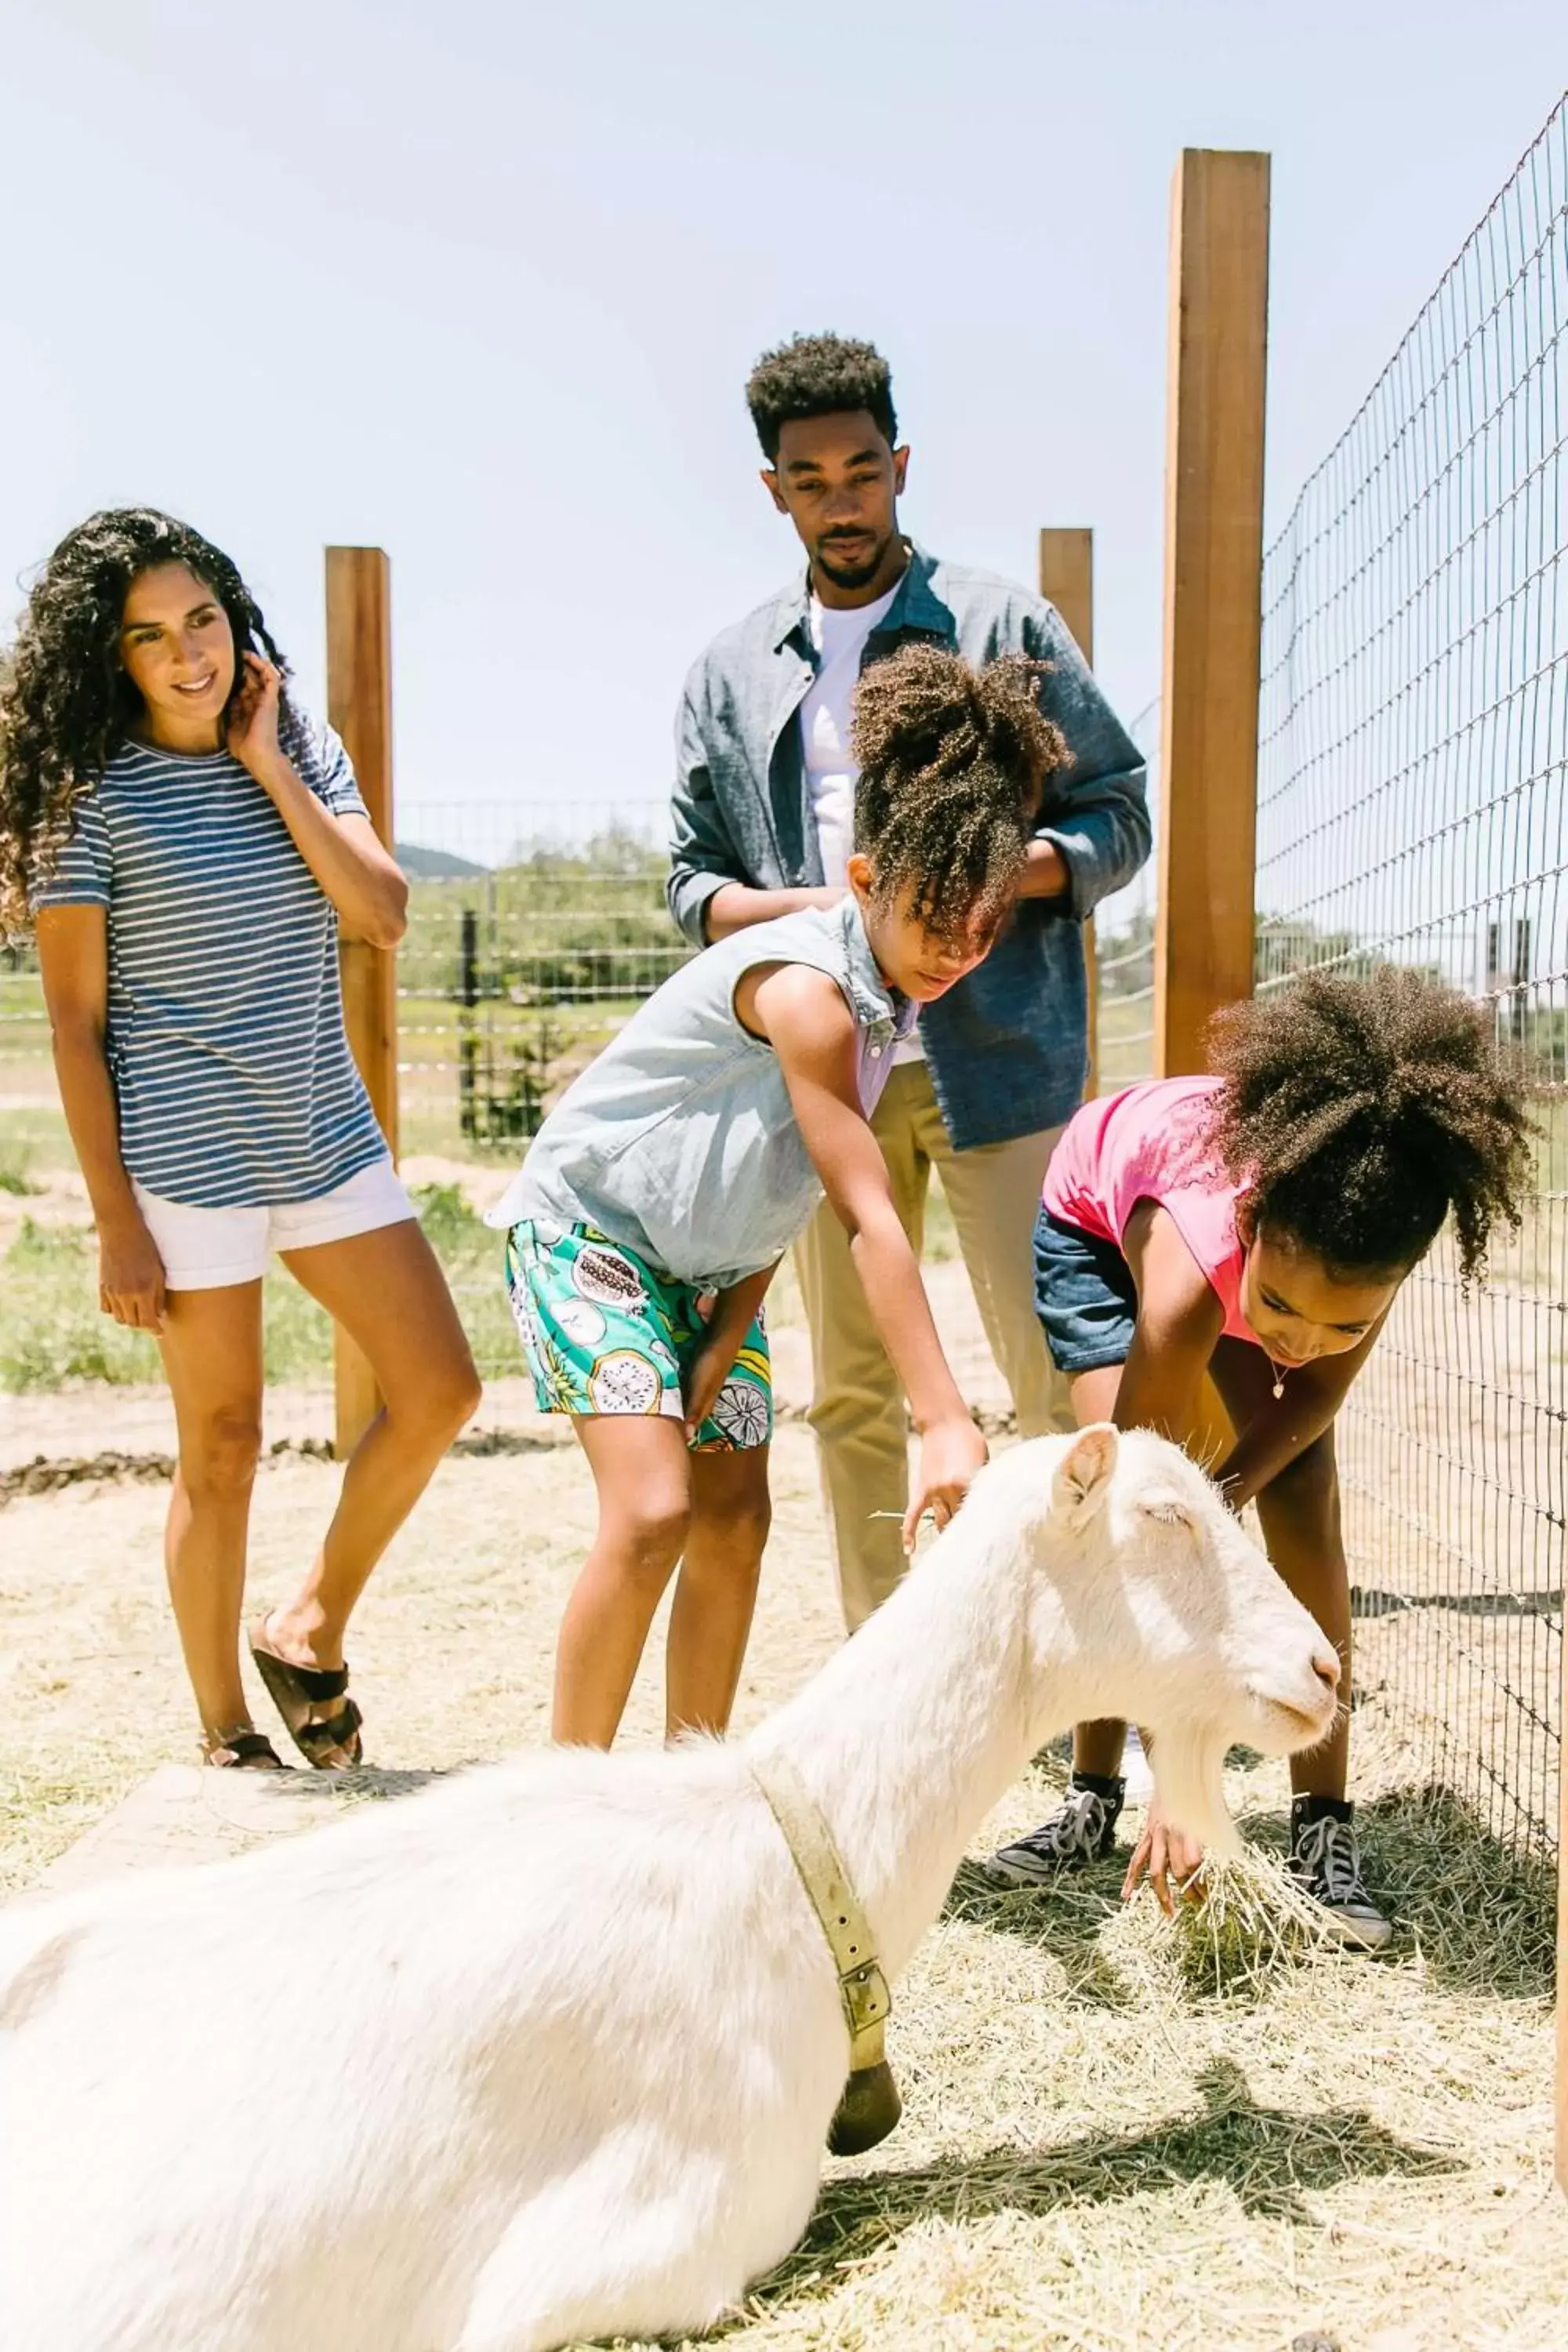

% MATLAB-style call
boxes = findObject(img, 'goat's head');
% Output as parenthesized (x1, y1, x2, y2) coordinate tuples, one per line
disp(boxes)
(984, 1425, 1341, 1851)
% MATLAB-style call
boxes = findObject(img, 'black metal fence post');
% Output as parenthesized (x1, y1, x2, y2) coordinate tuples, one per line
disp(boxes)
(459, 908, 479, 1143)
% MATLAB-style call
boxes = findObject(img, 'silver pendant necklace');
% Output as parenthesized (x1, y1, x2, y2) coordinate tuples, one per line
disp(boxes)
(1268, 1357, 1288, 1401)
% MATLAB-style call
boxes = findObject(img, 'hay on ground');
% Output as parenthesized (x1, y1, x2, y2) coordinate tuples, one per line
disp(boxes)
(2, 1435, 1563, 2352)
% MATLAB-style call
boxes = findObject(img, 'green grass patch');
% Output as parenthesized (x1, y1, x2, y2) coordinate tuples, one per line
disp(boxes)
(0, 1105, 74, 1165)
(411, 1181, 517, 1377)
(0, 1139, 38, 1196)
(0, 1219, 161, 1388)
(0, 1185, 514, 1395)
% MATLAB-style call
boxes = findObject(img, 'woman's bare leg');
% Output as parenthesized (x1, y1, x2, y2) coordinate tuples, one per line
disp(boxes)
(156, 1281, 266, 1740)
(263, 1219, 480, 1677)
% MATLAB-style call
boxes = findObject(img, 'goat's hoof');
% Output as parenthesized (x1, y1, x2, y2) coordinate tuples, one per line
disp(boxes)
(828, 2061, 902, 2156)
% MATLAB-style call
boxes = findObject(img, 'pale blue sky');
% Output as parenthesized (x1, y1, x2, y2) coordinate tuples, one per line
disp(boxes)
(2, 2, 1561, 854)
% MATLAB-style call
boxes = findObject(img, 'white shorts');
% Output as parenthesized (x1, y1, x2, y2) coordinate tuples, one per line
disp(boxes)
(132, 1157, 418, 1291)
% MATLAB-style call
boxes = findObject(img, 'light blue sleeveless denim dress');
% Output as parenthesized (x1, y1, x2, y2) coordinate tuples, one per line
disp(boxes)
(485, 895, 915, 1289)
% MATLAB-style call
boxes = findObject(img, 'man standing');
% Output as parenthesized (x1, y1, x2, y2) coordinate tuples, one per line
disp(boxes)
(668, 333, 1150, 1628)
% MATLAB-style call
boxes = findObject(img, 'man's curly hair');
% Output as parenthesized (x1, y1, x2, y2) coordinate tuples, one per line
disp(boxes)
(850, 644, 1065, 950)
(745, 332, 898, 462)
(0, 508, 310, 935)
(1205, 965, 1533, 1284)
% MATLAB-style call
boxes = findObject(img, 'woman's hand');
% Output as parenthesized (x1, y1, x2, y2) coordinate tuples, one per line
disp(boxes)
(904, 1413, 988, 1552)
(1122, 1798, 1206, 1916)
(98, 1211, 168, 1334)
(226, 650, 286, 784)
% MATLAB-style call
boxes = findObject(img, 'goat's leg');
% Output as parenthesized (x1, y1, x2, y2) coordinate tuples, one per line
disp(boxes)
(451, 2172, 757, 2352)
(451, 2113, 822, 2352)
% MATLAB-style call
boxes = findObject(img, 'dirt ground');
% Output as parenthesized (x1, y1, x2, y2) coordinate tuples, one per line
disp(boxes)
(3, 1359, 1566, 2350)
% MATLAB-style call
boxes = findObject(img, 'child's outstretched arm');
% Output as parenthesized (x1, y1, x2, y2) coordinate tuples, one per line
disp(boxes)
(742, 962, 988, 1547)
(1113, 1205, 1225, 1443)
(1120, 1204, 1388, 1497)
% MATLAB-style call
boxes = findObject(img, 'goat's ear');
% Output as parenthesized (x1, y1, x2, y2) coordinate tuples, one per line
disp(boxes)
(1051, 1424, 1119, 1526)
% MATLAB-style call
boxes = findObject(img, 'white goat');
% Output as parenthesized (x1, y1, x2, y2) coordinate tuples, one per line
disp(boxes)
(0, 1427, 1338, 2352)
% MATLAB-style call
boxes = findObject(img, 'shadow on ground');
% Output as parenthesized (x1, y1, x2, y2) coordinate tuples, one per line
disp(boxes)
(942, 1857, 1134, 2009)
(1354, 1784, 1556, 2001)
(742, 2056, 1461, 2320)
(261, 1764, 448, 1806)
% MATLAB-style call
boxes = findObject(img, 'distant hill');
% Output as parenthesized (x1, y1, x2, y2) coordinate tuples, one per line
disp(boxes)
(396, 843, 490, 879)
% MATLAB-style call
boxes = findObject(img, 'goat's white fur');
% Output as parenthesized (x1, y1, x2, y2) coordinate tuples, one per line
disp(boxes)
(0, 1427, 1338, 2352)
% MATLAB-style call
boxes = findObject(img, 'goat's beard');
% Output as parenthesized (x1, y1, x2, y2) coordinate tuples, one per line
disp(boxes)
(1147, 1722, 1242, 1857)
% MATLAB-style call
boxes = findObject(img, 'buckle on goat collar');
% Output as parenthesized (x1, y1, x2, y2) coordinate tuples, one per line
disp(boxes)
(841, 1955, 891, 2042)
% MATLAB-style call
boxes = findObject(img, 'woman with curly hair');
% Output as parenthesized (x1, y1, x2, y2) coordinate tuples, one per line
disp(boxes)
(489, 643, 1058, 1750)
(2, 510, 479, 1769)
(985, 966, 1533, 1944)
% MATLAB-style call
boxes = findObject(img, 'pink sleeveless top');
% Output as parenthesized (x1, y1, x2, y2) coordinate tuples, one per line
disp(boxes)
(1042, 1076, 1259, 1345)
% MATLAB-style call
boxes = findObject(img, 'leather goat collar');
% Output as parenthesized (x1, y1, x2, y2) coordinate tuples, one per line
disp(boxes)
(749, 1749, 902, 2155)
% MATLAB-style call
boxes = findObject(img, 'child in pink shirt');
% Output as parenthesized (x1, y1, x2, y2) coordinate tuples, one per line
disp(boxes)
(986, 968, 1531, 1948)
(1040, 1072, 1258, 1341)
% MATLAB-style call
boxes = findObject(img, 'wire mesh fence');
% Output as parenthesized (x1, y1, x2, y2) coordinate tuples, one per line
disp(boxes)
(393, 799, 686, 1162)
(1254, 96, 1566, 1853)
(381, 798, 685, 1386)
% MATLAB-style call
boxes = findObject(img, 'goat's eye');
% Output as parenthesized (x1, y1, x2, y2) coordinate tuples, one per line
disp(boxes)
(1143, 1501, 1191, 1528)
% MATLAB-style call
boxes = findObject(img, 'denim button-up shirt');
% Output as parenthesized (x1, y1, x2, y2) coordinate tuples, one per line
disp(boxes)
(667, 543, 1151, 1149)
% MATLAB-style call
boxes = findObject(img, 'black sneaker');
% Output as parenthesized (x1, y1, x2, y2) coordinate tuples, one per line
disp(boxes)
(982, 1776, 1125, 1886)
(1288, 1798, 1392, 1951)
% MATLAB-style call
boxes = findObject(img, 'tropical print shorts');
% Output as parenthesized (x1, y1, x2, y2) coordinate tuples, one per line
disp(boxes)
(503, 1218, 773, 1452)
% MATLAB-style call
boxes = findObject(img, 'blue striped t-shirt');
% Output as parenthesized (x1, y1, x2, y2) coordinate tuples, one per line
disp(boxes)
(32, 726, 389, 1209)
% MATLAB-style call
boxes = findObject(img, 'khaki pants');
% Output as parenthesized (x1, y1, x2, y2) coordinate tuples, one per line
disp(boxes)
(793, 1058, 1074, 1632)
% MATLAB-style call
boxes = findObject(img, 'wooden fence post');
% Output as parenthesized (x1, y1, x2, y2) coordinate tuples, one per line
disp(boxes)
(1153, 148, 1271, 1076)
(325, 546, 398, 1460)
(1036, 529, 1098, 1098)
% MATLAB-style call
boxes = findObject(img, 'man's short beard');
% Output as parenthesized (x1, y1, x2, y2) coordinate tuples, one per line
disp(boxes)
(814, 533, 892, 592)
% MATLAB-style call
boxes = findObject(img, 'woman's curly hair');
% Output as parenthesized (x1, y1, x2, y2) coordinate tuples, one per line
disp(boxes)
(850, 644, 1066, 949)
(1206, 965, 1534, 1284)
(0, 508, 310, 935)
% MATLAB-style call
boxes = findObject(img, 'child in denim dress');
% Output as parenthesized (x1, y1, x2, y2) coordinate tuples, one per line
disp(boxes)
(489, 646, 1065, 1748)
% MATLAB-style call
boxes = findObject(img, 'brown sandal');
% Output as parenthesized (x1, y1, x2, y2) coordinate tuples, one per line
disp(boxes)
(201, 1722, 285, 1769)
(249, 1617, 363, 1769)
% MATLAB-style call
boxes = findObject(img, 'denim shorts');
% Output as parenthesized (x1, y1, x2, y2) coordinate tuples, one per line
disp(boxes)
(1033, 1205, 1138, 1375)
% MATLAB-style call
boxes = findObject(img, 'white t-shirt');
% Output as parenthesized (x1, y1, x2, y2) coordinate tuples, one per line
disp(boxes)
(801, 583, 924, 1063)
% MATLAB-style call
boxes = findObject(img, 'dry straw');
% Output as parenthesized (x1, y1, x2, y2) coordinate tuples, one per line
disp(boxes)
(3, 1445, 1564, 2352)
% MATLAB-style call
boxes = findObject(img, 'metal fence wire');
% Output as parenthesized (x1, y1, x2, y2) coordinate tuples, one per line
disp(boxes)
(393, 803, 688, 1152)
(1254, 96, 1567, 1853)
